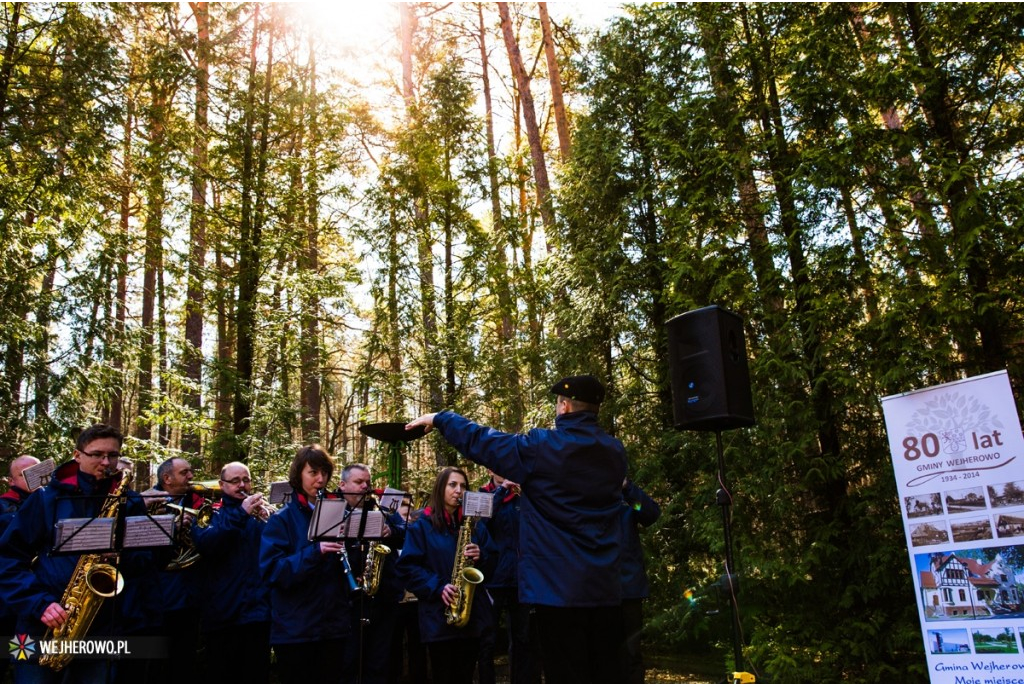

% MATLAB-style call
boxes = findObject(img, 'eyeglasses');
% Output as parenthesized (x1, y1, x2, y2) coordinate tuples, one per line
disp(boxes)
(220, 477, 252, 486)
(80, 451, 122, 462)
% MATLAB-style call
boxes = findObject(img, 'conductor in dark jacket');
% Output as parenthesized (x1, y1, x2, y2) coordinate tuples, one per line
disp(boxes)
(407, 374, 628, 684)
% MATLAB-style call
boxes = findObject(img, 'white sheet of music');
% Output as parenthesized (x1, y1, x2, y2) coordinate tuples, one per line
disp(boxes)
(462, 491, 493, 518)
(123, 514, 175, 548)
(379, 487, 406, 513)
(54, 517, 115, 553)
(308, 500, 388, 540)
(347, 509, 386, 539)
(24, 458, 56, 492)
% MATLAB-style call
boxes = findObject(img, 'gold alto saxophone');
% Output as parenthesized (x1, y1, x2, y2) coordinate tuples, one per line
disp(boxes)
(361, 541, 392, 596)
(360, 494, 392, 596)
(40, 463, 133, 671)
(444, 509, 484, 628)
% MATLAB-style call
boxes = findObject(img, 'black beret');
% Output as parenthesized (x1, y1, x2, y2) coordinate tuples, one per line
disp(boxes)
(549, 375, 605, 405)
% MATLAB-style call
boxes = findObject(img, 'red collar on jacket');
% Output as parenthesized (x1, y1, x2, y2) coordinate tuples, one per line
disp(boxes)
(423, 505, 463, 528)
(53, 460, 124, 494)
(295, 490, 338, 510)
(482, 480, 517, 504)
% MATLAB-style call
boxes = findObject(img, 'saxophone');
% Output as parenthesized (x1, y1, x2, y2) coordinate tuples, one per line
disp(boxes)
(361, 541, 392, 596)
(40, 463, 132, 671)
(444, 512, 484, 627)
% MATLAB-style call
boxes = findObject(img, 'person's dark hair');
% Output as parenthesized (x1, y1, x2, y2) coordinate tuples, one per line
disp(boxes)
(156, 458, 178, 489)
(428, 466, 469, 531)
(75, 424, 124, 452)
(288, 444, 334, 493)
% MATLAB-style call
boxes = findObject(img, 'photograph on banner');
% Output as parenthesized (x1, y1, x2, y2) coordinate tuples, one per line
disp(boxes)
(882, 370, 1024, 683)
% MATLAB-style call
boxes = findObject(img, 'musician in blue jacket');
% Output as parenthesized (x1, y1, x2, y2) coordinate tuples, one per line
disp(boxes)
(407, 374, 628, 684)
(396, 466, 495, 683)
(259, 444, 351, 683)
(193, 461, 271, 683)
(619, 478, 661, 683)
(0, 424, 166, 683)
(477, 470, 538, 683)
(0, 454, 39, 683)
(337, 462, 406, 684)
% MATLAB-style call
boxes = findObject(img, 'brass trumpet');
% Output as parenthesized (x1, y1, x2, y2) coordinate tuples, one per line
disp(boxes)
(239, 487, 276, 521)
(190, 479, 222, 498)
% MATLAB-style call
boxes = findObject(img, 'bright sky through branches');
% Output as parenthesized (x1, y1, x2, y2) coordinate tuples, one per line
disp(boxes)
(285, 1, 625, 51)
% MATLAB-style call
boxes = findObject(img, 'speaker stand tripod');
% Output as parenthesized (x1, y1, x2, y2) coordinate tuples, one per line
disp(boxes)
(714, 430, 755, 684)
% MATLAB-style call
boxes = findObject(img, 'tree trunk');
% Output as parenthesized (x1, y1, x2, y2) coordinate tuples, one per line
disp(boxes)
(695, 5, 785, 332)
(537, 2, 570, 162)
(497, 2, 555, 237)
(400, 4, 444, 421)
(33, 239, 58, 421)
(234, 5, 271, 458)
(745, 5, 844, 478)
(181, 0, 209, 455)
(109, 94, 133, 433)
(478, 3, 521, 429)
(0, 2, 21, 135)
(136, 79, 169, 452)
(299, 40, 321, 442)
(900, 2, 1006, 375)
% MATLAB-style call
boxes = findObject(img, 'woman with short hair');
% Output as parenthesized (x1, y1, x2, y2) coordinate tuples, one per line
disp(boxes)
(259, 444, 351, 682)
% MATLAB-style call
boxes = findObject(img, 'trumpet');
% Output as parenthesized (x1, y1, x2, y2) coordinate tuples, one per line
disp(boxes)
(190, 479, 222, 498)
(253, 500, 277, 522)
(240, 488, 276, 521)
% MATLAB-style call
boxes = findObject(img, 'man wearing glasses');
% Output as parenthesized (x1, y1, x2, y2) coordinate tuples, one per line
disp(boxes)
(193, 462, 271, 682)
(0, 423, 168, 683)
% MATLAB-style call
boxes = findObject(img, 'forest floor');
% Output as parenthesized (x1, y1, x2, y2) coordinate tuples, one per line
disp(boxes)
(645, 652, 725, 683)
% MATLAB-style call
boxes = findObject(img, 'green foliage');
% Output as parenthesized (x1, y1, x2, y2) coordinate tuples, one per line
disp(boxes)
(2, 4, 1024, 681)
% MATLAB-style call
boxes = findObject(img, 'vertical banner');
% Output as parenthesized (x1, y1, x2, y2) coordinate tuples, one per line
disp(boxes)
(882, 370, 1024, 684)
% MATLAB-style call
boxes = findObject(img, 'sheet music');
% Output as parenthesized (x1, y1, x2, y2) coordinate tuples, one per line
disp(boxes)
(23, 458, 55, 492)
(379, 487, 406, 513)
(54, 517, 115, 553)
(347, 509, 386, 539)
(308, 501, 387, 541)
(268, 481, 291, 505)
(308, 498, 347, 541)
(123, 514, 175, 548)
(462, 491, 492, 518)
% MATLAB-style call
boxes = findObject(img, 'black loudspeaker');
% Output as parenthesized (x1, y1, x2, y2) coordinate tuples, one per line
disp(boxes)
(666, 305, 755, 431)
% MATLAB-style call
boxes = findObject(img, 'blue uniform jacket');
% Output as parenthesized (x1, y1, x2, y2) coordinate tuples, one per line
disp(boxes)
(157, 490, 207, 617)
(259, 493, 351, 644)
(193, 494, 270, 631)
(0, 461, 166, 636)
(0, 486, 29, 535)
(0, 486, 30, 621)
(620, 481, 661, 600)
(434, 410, 627, 608)
(396, 510, 496, 643)
(481, 482, 520, 589)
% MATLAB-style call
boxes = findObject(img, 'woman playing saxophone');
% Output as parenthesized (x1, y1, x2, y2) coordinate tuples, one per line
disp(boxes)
(395, 467, 495, 684)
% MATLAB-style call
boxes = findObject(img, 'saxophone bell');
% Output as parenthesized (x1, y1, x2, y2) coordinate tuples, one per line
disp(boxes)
(40, 461, 134, 670)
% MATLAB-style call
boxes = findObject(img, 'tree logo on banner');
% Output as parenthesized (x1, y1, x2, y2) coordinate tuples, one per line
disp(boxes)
(897, 391, 1013, 488)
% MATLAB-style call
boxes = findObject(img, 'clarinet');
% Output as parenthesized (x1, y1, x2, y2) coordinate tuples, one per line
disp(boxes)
(321, 489, 361, 594)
